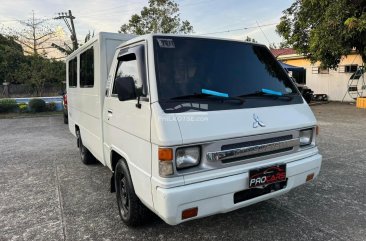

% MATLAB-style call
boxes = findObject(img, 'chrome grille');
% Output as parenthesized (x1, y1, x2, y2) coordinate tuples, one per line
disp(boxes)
(221, 135, 293, 151)
(206, 135, 299, 163)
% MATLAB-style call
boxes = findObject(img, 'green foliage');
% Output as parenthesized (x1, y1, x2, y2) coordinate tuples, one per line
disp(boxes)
(29, 99, 46, 112)
(0, 34, 25, 83)
(13, 56, 65, 96)
(46, 102, 56, 111)
(0, 98, 18, 113)
(18, 102, 28, 112)
(0, 33, 66, 95)
(245, 36, 257, 43)
(276, 0, 366, 68)
(119, 0, 193, 35)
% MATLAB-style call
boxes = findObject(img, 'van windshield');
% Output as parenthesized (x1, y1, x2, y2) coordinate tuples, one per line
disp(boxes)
(153, 36, 302, 112)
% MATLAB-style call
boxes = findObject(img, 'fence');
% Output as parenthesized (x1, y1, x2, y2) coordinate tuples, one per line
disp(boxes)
(0, 84, 63, 98)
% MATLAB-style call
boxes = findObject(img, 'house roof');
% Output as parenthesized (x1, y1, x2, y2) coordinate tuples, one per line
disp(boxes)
(270, 48, 297, 57)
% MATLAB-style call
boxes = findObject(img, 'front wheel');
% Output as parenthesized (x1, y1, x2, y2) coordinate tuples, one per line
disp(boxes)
(115, 159, 149, 226)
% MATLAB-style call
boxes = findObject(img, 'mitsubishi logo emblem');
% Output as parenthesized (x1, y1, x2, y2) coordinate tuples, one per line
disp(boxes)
(253, 114, 265, 128)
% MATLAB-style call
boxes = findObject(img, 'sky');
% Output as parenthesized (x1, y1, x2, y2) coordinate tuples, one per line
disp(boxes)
(0, 0, 294, 48)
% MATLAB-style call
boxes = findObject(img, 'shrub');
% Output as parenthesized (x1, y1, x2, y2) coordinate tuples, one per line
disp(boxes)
(29, 99, 46, 112)
(0, 99, 18, 113)
(18, 103, 28, 113)
(46, 102, 57, 111)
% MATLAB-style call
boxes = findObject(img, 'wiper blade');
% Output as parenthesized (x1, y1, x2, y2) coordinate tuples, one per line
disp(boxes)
(169, 89, 245, 104)
(239, 88, 294, 100)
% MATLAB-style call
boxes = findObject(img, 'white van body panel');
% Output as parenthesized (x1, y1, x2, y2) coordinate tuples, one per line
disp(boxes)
(175, 103, 316, 144)
(66, 32, 134, 164)
(150, 103, 183, 146)
(102, 40, 154, 208)
(154, 154, 321, 225)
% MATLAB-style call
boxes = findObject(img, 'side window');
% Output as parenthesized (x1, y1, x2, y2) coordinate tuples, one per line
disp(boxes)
(112, 53, 145, 96)
(80, 47, 94, 88)
(68, 58, 77, 87)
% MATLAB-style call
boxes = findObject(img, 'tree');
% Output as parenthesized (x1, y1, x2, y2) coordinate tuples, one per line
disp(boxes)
(0, 31, 65, 96)
(15, 56, 65, 96)
(119, 0, 193, 35)
(276, 0, 366, 68)
(245, 36, 257, 43)
(84, 30, 95, 43)
(0, 34, 25, 83)
(7, 11, 56, 57)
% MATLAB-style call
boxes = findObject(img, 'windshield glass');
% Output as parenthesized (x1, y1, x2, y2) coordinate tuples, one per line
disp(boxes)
(153, 36, 302, 112)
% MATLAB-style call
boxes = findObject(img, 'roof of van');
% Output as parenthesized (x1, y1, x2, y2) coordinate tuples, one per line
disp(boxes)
(66, 32, 135, 60)
(65, 32, 268, 60)
(116, 33, 267, 49)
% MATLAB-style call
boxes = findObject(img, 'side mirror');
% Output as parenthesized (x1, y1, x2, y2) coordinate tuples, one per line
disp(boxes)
(115, 77, 136, 101)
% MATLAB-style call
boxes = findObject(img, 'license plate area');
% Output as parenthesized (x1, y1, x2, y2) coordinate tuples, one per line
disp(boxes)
(249, 164, 286, 188)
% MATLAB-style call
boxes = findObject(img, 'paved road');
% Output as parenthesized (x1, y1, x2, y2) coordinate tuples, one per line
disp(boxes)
(0, 103, 365, 241)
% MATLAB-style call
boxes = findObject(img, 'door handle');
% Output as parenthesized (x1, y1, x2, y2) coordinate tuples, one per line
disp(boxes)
(107, 109, 113, 120)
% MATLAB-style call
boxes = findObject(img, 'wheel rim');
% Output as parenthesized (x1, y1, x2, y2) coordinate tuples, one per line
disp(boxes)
(118, 175, 129, 218)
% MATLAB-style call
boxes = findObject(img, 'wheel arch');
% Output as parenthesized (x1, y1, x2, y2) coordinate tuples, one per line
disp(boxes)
(110, 149, 130, 192)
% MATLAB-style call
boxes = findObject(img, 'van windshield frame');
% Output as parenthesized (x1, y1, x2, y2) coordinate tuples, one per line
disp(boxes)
(153, 36, 303, 113)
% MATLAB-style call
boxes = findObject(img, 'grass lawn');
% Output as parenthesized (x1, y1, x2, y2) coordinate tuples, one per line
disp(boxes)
(0, 111, 63, 119)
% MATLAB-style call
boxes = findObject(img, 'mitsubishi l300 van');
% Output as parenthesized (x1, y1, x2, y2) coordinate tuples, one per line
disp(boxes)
(66, 32, 322, 226)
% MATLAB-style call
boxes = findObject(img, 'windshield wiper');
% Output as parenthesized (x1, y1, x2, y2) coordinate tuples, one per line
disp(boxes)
(238, 88, 294, 100)
(169, 89, 245, 104)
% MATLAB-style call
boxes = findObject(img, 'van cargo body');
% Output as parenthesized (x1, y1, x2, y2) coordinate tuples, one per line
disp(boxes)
(66, 32, 134, 163)
(67, 33, 322, 226)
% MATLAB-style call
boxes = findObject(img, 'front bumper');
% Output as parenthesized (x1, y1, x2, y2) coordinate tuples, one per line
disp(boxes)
(153, 153, 322, 225)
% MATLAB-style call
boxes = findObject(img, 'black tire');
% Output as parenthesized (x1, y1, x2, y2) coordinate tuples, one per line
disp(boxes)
(304, 94, 312, 103)
(76, 130, 95, 164)
(115, 159, 149, 226)
(63, 113, 68, 124)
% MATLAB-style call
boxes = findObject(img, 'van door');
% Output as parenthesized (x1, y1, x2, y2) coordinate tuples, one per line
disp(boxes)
(103, 43, 152, 207)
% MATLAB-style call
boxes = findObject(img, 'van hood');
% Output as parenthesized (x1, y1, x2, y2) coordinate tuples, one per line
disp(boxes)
(150, 103, 316, 145)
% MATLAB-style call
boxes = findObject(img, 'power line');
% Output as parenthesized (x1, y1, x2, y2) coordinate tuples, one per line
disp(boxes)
(54, 10, 78, 51)
(256, 20, 271, 45)
(77, 0, 213, 18)
(0, 19, 18, 23)
(198, 23, 278, 36)
(0, 17, 53, 24)
(78, 0, 147, 17)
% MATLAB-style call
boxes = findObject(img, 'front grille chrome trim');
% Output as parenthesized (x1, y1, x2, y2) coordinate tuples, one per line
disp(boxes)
(206, 138, 300, 162)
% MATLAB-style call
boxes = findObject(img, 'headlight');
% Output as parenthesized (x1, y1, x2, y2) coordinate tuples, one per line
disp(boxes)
(300, 129, 313, 146)
(176, 146, 201, 169)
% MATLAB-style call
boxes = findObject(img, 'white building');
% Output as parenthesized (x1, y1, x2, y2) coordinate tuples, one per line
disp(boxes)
(271, 48, 365, 102)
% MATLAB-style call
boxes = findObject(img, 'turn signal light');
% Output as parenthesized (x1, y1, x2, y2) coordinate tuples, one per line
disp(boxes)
(158, 148, 173, 161)
(182, 207, 198, 220)
(306, 173, 314, 182)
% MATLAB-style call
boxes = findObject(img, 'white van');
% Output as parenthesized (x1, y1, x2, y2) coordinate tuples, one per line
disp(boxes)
(66, 32, 322, 226)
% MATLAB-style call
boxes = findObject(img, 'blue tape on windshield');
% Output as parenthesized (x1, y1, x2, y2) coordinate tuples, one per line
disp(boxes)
(261, 88, 283, 96)
(202, 89, 229, 98)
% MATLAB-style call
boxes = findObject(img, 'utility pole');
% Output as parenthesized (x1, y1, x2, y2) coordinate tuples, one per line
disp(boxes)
(54, 10, 78, 51)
